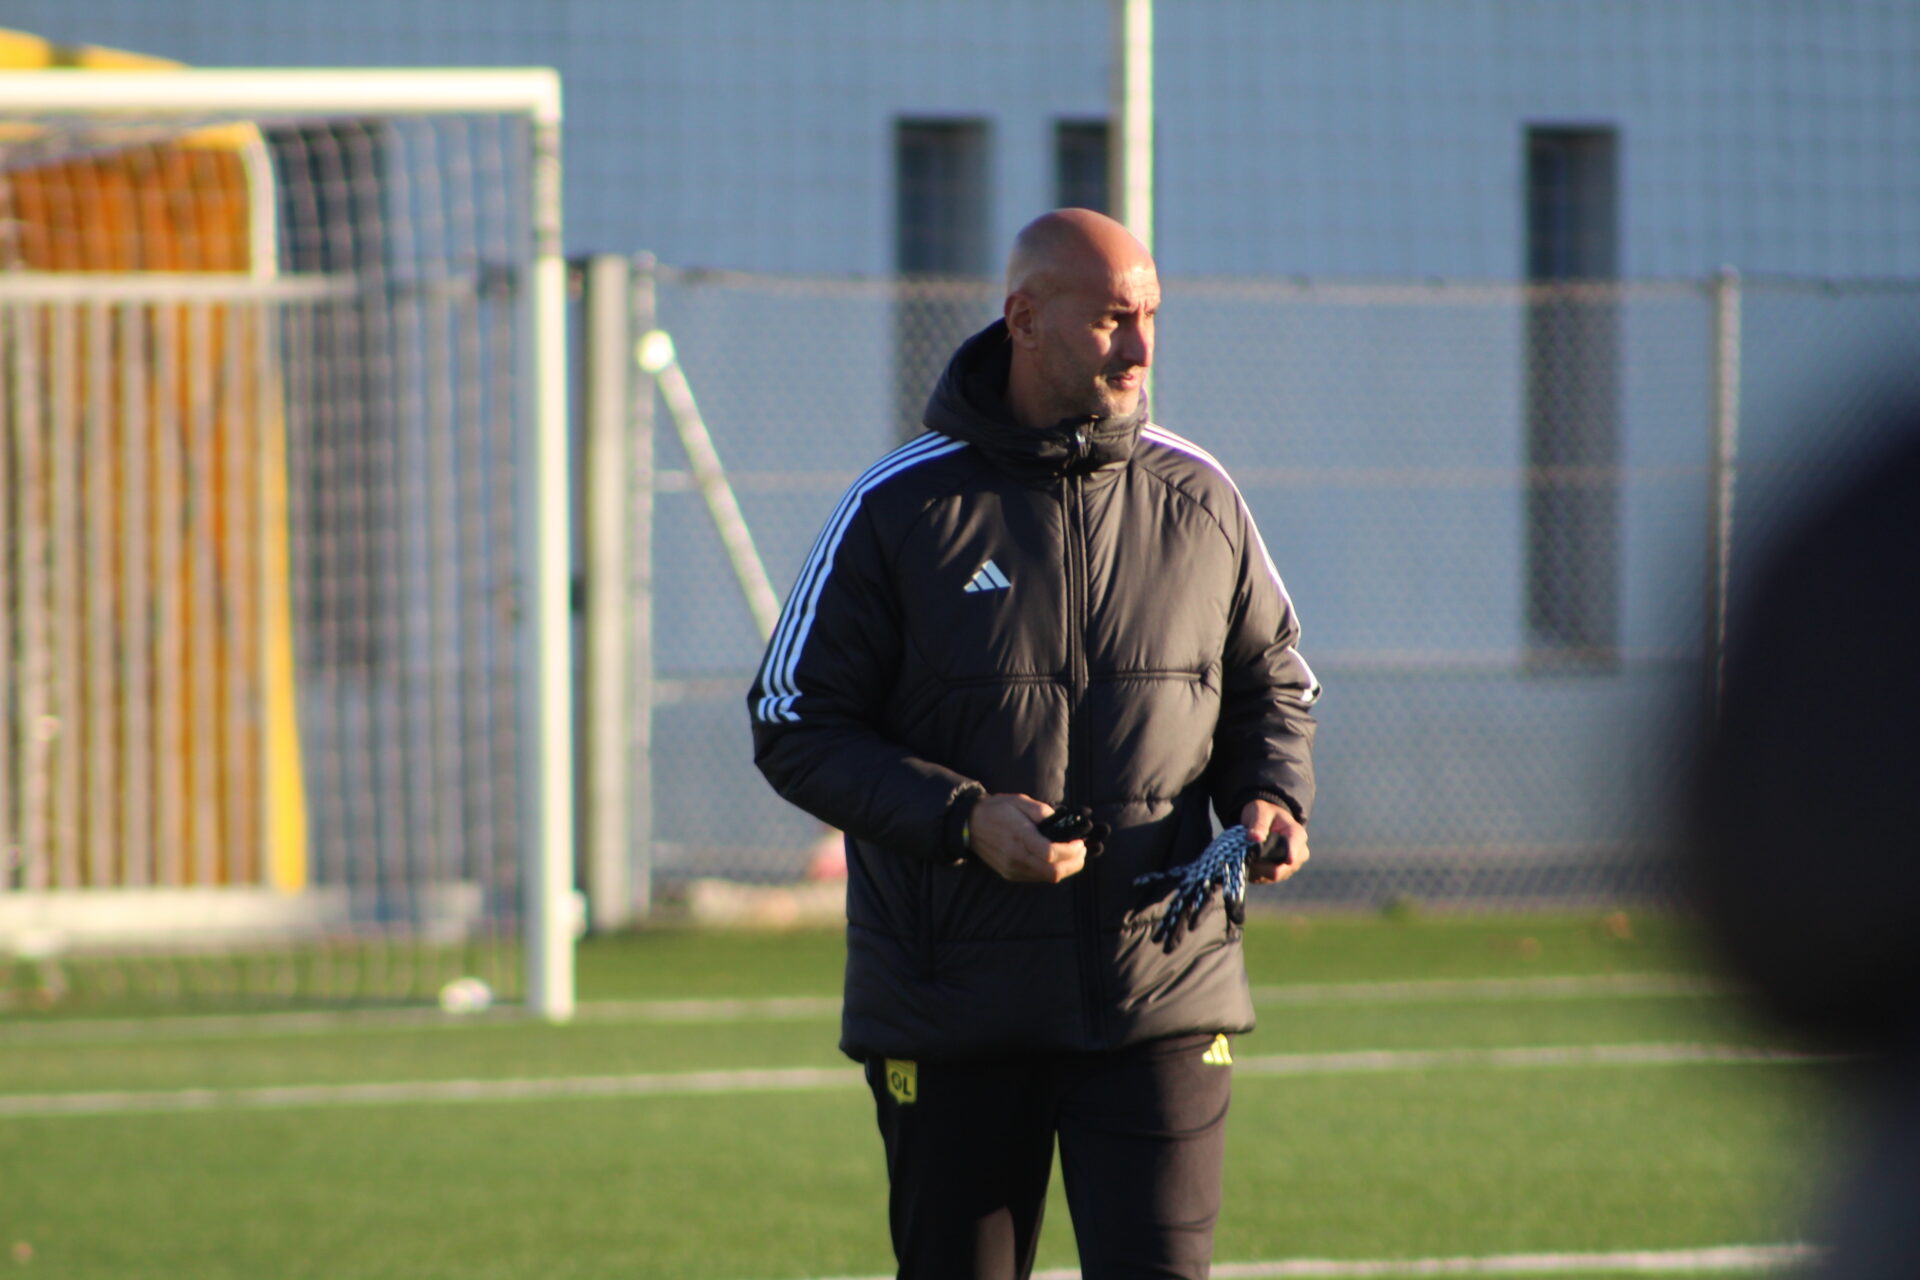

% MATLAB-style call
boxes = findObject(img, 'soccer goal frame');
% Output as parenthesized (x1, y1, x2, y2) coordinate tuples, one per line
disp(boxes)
(0, 68, 575, 1019)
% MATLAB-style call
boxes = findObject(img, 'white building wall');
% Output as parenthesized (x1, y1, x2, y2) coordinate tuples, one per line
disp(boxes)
(1157, 0, 1920, 278)
(13, 0, 1918, 277)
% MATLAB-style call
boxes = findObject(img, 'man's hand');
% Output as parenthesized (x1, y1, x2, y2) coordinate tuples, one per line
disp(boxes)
(1242, 798, 1309, 884)
(967, 794, 1088, 884)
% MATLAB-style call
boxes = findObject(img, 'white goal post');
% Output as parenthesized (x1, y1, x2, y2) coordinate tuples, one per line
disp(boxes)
(0, 68, 574, 1020)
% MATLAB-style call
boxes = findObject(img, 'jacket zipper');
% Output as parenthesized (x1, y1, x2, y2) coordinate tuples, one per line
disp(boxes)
(919, 863, 938, 977)
(1063, 453, 1104, 1042)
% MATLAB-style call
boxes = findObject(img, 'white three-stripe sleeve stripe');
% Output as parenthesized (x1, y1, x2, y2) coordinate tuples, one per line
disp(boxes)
(758, 434, 955, 719)
(753, 433, 956, 722)
(1140, 425, 1321, 706)
(754, 435, 969, 723)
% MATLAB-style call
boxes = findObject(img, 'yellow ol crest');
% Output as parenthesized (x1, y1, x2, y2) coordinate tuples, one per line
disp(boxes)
(884, 1059, 918, 1104)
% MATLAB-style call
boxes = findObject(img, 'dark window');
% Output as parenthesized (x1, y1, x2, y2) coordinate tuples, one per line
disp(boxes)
(1055, 119, 1110, 213)
(895, 120, 991, 274)
(893, 120, 993, 439)
(1524, 126, 1620, 668)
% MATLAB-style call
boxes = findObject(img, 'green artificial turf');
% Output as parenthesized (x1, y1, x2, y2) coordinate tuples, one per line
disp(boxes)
(0, 993, 1762, 1096)
(0, 913, 1832, 1280)
(0, 1063, 1833, 1280)
(0, 1090, 889, 1280)
(2, 909, 1705, 1021)
(570, 909, 1704, 1004)
(1209, 1064, 1830, 1264)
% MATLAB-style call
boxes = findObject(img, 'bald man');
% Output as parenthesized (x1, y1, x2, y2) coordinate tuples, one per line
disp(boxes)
(750, 210, 1319, 1280)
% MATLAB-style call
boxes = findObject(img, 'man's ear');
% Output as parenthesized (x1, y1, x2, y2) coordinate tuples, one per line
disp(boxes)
(1004, 292, 1040, 348)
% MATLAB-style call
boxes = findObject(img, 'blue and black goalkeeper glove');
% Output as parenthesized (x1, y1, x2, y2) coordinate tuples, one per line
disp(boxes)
(1134, 824, 1271, 947)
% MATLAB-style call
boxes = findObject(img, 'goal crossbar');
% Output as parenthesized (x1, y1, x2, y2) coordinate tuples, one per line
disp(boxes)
(0, 68, 559, 123)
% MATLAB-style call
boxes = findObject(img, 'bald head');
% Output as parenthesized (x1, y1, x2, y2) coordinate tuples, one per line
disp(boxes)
(1005, 208, 1155, 302)
(1002, 209, 1160, 429)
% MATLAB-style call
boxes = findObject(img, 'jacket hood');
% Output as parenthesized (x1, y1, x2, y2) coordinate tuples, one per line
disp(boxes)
(922, 320, 1146, 479)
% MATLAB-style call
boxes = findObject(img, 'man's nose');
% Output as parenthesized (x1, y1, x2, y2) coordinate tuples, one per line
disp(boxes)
(1121, 323, 1153, 369)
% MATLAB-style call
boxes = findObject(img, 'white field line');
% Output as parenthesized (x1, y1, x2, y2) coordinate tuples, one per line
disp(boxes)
(1233, 1042, 1827, 1078)
(0, 995, 843, 1045)
(0, 974, 1719, 1046)
(0, 1042, 1824, 1120)
(798, 1242, 1818, 1280)
(1248, 974, 1720, 1006)
(0, 1065, 866, 1117)
(577, 994, 840, 1022)
(1086, 1243, 1818, 1278)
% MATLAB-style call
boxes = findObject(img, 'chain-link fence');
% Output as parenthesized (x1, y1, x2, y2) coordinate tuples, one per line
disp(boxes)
(618, 265, 1920, 910)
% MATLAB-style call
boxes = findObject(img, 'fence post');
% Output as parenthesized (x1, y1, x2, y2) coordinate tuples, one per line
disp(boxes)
(629, 255, 657, 920)
(1704, 266, 1742, 722)
(582, 254, 634, 929)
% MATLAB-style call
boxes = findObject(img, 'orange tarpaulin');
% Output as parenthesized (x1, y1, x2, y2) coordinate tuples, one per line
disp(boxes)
(1, 27, 308, 892)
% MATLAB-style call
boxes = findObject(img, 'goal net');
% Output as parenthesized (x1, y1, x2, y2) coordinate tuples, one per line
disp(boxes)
(0, 69, 572, 1016)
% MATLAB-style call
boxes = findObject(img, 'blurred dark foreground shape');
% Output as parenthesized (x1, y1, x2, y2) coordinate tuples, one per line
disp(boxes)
(1689, 402, 1920, 1280)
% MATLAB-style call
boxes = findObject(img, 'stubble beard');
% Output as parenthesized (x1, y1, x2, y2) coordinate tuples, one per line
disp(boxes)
(1087, 368, 1141, 422)
(1101, 379, 1141, 419)
(1039, 355, 1137, 425)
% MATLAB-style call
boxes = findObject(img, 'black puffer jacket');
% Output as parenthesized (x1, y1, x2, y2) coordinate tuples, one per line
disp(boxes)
(749, 321, 1318, 1062)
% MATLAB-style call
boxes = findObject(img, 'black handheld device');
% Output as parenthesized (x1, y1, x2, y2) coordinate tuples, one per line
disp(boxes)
(1035, 808, 1095, 842)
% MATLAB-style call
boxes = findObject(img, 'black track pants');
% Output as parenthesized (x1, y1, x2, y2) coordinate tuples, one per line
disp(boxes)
(864, 1033, 1232, 1280)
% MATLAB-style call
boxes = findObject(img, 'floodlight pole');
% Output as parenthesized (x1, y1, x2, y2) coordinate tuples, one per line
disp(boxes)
(1111, 0, 1154, 252)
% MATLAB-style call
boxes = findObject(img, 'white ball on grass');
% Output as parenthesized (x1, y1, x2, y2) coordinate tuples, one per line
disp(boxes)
(438, 976, 493, 1015)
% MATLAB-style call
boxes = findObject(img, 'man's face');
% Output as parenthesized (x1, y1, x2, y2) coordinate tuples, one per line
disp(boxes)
(1026, 263, 1159, 423)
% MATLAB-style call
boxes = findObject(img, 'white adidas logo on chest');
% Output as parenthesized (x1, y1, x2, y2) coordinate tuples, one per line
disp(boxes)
(962, 559, 1011, 593)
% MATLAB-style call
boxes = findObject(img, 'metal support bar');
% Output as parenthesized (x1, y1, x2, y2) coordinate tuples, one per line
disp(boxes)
(638, 331, 782, 643)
